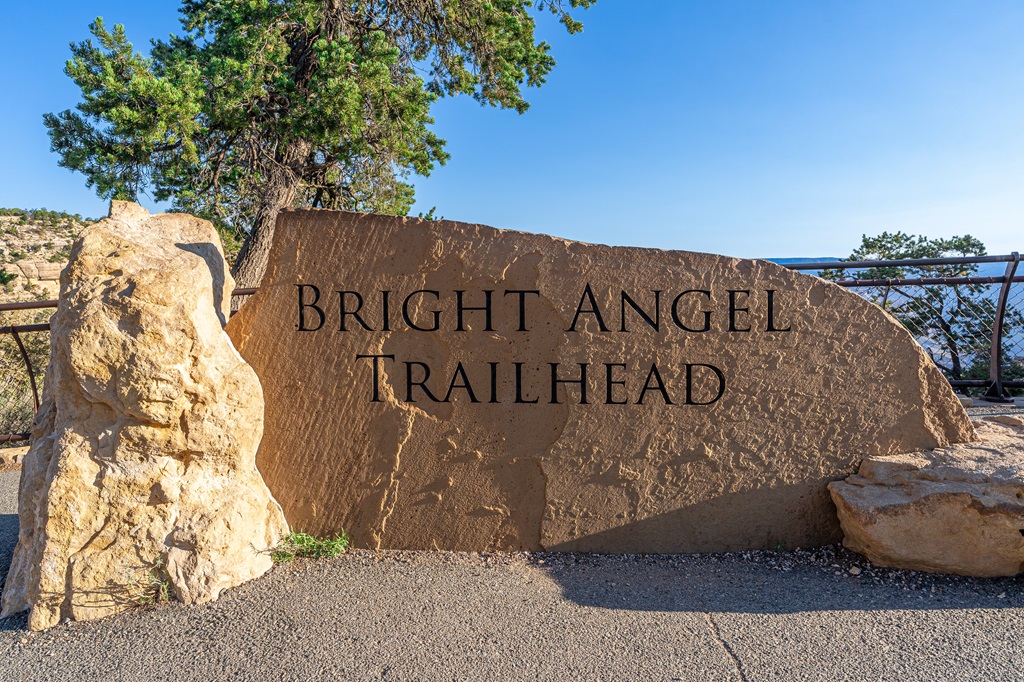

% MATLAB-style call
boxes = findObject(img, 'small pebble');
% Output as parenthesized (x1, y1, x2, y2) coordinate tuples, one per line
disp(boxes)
(849, 566, 862, 575)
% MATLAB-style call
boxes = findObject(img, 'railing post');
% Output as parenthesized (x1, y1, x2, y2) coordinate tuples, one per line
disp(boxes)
(981, 252, 1020, 403)
(10, 328, 40, 413)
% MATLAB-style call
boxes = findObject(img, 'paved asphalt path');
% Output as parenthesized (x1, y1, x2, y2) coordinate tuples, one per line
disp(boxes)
(0, 466, 1022, 681)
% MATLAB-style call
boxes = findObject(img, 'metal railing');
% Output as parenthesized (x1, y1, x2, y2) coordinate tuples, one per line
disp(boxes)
(783, 253, 1022, 403)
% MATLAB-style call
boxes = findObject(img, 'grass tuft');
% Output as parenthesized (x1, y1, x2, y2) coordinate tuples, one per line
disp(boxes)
(272, 531, 349, 564)
(125, 556, 173, 606)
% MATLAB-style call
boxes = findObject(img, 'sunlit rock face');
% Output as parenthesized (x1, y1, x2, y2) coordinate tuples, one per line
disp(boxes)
(831, 417, 1024, 577)
(2, 201, 287, 631)
(227, 209, 973, 554)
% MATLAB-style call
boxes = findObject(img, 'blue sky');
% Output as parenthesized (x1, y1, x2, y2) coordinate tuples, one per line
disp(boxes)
(1, 1, 1021, 258)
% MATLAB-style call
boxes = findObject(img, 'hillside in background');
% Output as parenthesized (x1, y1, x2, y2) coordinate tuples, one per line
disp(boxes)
(1, 208, 244, 308)
(0, 209, 92, 305)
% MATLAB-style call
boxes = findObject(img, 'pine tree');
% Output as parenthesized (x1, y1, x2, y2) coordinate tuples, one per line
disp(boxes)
(45, 1, 595, 285)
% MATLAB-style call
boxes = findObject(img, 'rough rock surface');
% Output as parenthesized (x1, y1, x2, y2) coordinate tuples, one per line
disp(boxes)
(829, 417, 1024, 576)
(1, 201, 287, 631)
(227, 210, 974, 553)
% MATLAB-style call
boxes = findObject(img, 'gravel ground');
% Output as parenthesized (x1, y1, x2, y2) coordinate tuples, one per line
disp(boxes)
(1, 404, 1022, 681)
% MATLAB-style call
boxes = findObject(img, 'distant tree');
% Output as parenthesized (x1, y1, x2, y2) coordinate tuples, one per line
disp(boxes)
(44, 1, 595, 286)
(822, 232, 1022, 382)
(0, 208, 92, 226)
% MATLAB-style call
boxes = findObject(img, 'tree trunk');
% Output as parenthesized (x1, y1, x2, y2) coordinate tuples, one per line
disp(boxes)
(938, 315, 963, 380)
(232, 142, 311, 289)
(231, 181, 294, 289)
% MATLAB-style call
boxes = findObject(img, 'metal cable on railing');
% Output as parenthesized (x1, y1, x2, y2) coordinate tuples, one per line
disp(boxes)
(784, 252, 1023, 402)
(0, 301, 52, 443)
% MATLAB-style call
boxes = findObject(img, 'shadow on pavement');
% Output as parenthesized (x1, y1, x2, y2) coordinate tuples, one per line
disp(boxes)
(0, 489, 1021, 626)
(540, 482, 1024, 614)
(0, 511, 26, 631)
(542, 553, 1024, 614)
(0, 512, 16, 587)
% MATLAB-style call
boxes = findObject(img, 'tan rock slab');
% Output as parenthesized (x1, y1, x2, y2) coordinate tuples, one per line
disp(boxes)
(1, 201, 288, 631)
(0, 445, 27, 469)
(33, 262, 63, 281)
(15, 261, 38, 280)
(829, 418, 1024, 576)
(12, 261, 62, 282)
(227, 210, 974, 553)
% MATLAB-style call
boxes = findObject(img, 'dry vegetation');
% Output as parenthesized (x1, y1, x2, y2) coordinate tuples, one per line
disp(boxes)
(1, 209, 94, 442)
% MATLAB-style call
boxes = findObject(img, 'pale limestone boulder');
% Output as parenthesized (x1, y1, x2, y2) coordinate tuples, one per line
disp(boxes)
(1, 201, 287, 631)
(829, 417, 1024, 576)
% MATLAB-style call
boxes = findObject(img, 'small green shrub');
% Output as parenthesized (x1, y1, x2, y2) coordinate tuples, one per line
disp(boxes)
(125, 556, 173, 606)
(272, 531, 349, 563)
(417, 207, 443, 221)
(49, 244, 72, 263)
(0, 272, 15, 286)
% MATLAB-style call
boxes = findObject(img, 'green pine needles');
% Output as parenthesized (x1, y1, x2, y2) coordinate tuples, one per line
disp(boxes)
(44, 0, 596, 286)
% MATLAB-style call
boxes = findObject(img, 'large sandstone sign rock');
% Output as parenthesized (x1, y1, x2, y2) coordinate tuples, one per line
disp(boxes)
(2, 202, 287, 631)
(830, 417, 1024, 576)
(227, 210, 974, 553)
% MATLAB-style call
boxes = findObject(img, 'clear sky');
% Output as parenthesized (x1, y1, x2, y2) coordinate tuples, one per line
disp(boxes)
(1, 1, 1021, 258)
